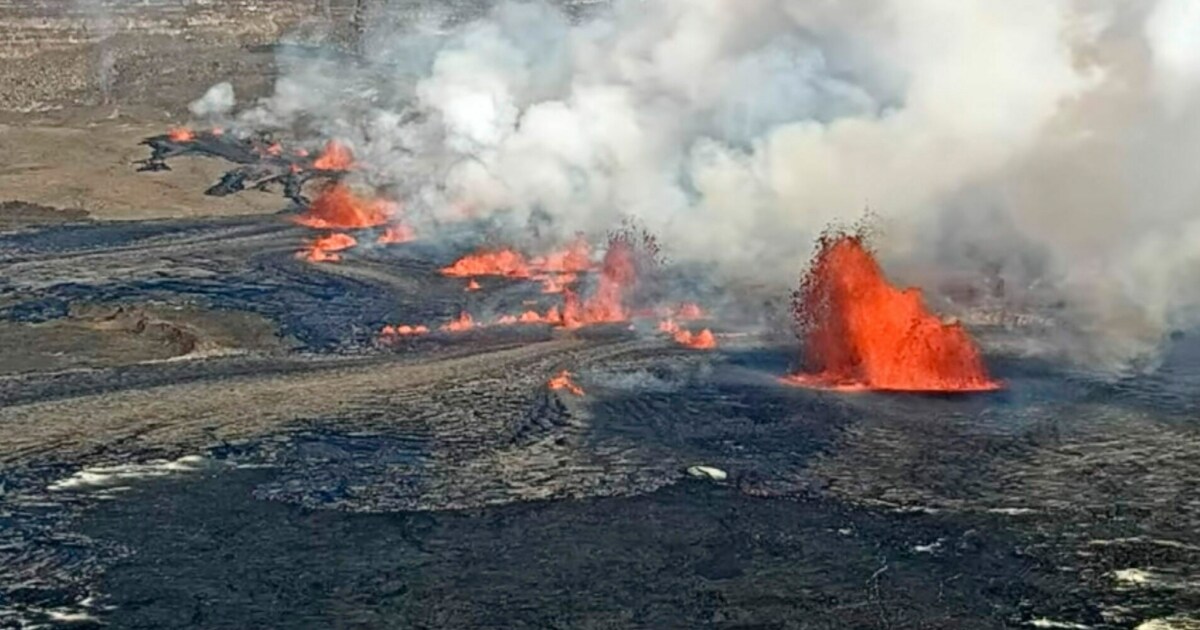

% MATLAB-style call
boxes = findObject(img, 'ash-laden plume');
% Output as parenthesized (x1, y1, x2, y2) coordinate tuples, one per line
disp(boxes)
(188, 0, 1198, 371)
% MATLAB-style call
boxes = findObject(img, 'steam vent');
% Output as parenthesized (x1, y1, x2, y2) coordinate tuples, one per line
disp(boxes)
(1, 1, 1197, 628)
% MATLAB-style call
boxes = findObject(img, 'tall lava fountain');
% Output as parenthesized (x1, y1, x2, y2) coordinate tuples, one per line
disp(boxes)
(786, 230, 1000, 392)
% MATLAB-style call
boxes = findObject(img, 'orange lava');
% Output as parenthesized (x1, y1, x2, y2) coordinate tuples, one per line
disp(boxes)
(265, 142, 283, 156)
(439, 311, 476, 333)
(785, 233, 1000, 392)
(380, 324, 430, 338)
(298, 232, 357, 263)
(377, 224, 416, 244)
(548, 370, 585, 396)
(312, 139, 355, 171)
(538, 273, 577, 294)
(465, 278, 482, 292)
(441, 248, 531, 278)
(560, 239, 636, 329)
(496, 306, 562, 326)
(530, 237, 592, 273)
(168, 127, 195, 142)
(673, 328, 716, 350)
(294, 184, 395, 229)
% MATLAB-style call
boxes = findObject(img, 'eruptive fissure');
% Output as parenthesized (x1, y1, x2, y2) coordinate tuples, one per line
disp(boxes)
(785, 231, 1000, 392)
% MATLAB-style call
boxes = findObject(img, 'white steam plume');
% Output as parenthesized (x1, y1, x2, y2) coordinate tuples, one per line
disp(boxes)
(235, 0, 1200, 370)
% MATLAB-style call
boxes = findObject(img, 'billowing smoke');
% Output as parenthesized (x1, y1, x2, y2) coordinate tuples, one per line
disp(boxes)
(212, 0, 1198, 371)
(189, 82, 236, 118)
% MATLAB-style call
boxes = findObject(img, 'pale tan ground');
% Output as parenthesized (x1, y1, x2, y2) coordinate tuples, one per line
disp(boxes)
(0, 119, 286, 220)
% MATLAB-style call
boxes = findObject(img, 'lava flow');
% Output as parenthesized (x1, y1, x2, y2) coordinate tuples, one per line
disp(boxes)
(298, 232, 357, 263)
(784, 232, 1000, 392)
(441, 248, 531, 278)
(294, 184, 395, 229)
(548, 370, 585, 396)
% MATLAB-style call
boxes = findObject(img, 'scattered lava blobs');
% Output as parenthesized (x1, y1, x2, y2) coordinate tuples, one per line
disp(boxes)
(294, 184, 396, 229)
(784, 231, 1000, 392)
(380, 324, 430, 339)
(548, 370, 585, 396)
(439, 311, 476, 333)
(298, 232, 357, 263)
(312, 139, 355, 171)
(168, 127, 195, 142)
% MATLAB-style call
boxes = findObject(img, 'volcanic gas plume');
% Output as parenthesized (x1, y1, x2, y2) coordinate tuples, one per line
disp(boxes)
(785, 231, 1000, 392)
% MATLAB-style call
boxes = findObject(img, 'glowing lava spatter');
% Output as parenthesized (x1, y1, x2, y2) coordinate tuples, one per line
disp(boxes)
(168, 127, 195, 142)
(298, 232, 357, 263)
(548, 370, 585, 396)
(785, 232, 1000, 392)
(465, 279, 482, 292)
(560, 238, 637, 329)
(294, 184, 395, 229)
(530, 237, 592, 273)
(439, 311, 476, 332)
(380, 324, 429, 338)
(312, 139, 355, 171)
(674, 328, 716, 350)
(538, 273, 577, 294)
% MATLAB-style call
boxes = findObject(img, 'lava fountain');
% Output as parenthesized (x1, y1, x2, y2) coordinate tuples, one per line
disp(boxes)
(294, 184, 396, 230)
(784, 232, 1001, 392)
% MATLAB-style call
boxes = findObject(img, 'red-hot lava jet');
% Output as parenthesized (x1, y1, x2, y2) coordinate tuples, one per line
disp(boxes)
(783, 231, 1000, 392)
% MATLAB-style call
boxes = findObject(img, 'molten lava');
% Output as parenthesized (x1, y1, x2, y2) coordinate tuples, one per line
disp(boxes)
(673, 328, 717, 350)
(658, 319, 716, 349)
(294, 184, 395, 229)
(298, 232, 357, 263)
(441, 249, 531, 278)
(548, 370, 585, 396)
(465, 279, 482, 292)
(530, 237, 592, 273)
(495, 306, 562, 326)
(785, 233, 1000, 392)
(538, 273, 577, 294)
(377, 224, 416, 244)
(380, 324, 430, 338)
(312, 139, 355, 171)
(439, 311, 476, 333)
(168, 127, 195, 142)
(559, 239, 637, 329)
